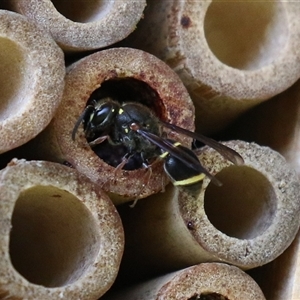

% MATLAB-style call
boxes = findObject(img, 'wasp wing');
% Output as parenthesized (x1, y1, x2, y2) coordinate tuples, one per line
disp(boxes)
(136, 128, 222, 186)
(161, 121, 244, 166)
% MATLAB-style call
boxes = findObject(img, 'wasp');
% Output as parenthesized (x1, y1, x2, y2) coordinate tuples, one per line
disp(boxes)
(72, 97, 244, 187)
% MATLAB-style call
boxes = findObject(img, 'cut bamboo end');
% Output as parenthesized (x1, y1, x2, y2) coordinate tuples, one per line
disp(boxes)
(180, 140, 300, 268)
(124, 1, 300, 133)
(107, 263, 266, 300)
(9, 0, 146, 52)
(117, 141, 300, 281)
(36, 47, 194, 204)
(0, 159, 124, 299)
(0, 10, 65, 154)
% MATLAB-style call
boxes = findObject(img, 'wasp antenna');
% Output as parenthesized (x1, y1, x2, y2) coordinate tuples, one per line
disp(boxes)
(72, 105, 94, 141)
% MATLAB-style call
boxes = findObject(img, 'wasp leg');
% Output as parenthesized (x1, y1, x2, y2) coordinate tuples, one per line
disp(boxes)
(113, 152, 145, 183)
(129, 198, 139, 208)
(141, 162, 153, 190)
(89, 135, 109, 147)
(129, 162, 153, 208)
(113, 154, 131, 177)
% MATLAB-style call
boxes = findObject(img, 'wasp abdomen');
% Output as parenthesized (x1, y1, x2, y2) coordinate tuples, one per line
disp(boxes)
(161, 142, 205, 186)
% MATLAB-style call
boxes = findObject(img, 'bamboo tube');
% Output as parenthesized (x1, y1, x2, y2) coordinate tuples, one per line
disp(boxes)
(117, 141, 300, 282)
(0, 159, 124, 300)
(0, 10, 65, 154)
(8, 0, 146, 52)
(225, 79, 300, 178)
(31, 47, 195, 204)
(249, 229, 300, 300)
(123, 0, 300, 134)
(238, 79, 300, 299)
(106, 263, 266, 300)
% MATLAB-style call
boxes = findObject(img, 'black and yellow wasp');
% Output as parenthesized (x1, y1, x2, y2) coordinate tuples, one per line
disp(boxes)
(72, 97, 244, 187)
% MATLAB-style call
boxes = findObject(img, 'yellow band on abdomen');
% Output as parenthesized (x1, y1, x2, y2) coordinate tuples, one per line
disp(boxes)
(173, 173, 205, 186)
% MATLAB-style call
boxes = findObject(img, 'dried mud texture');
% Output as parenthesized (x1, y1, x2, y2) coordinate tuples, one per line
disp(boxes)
(105, 263, 266, 300)
(123, 1, 300, 134)
(117, 141, 300, 281)
(0, 159, 124, 300)
(8, 0, 146, 52)
(0, 10, 65, 154)
(34, 47, 195, 204)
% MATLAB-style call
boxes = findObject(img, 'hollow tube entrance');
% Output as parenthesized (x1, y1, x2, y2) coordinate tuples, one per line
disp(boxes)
(204, 166, 277, 239)
(9, 185, 101, 287)
(0, 38, 30, 120)
(204, 0, 288, 70)
(52, 0, 113, 23)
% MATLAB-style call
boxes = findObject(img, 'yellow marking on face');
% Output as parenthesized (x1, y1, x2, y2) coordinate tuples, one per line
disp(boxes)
(173, 173, 205, 186)
(119, 108, 124, 115)
(124, 128, 129, 133)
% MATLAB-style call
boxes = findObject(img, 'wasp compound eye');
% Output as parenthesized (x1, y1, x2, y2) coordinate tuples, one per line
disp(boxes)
(91, 104, 115, 128)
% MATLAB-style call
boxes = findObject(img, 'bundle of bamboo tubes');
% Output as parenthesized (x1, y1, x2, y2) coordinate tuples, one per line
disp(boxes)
(1, 1, 300, 299)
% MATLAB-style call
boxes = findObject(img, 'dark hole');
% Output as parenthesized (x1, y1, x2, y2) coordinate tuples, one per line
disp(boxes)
(52, 0, 111, 23)
(181, 15, 191, 28)
(204, 166, 276, 239)
(87, 78, 163, 116)
(190, 293, 229, 300)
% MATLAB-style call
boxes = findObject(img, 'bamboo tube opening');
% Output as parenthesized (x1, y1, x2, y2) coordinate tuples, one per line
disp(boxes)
(204, 0, 288, 70)
(9, 185, 100, 288)
(8, 0, 146, 51)
(0, 37, 31, 120)
(52, 0, 112, 23)
(42, 47, 194, 202)
(108, 263, 266, 299)
(204, 165, 276, 239)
